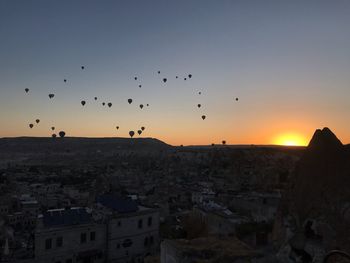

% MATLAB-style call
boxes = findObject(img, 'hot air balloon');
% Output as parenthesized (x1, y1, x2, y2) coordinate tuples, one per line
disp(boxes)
(134, 77, 137, 80)
(59, 131, 66, 138)
(197, 104, 201, 108)
(222, 140, 226, 145)
(198, 92, 201, 95)
(51, 127, 55, 131)
(158, 71, 160, 74)
(116, 126, 119, 130)
(108, 103, 112, 108)
(52, 134, 57, 138)
(137, 130, 142, 135)
(211, 143, 215, 146)
(94, 97, 97, 100)
(102, 102, 105, 106)
(64, 79, 67, 83)
(48, 94, 55, 99)
(163, 78, 167, 83)
(128, 99, 133, 104)
(146, 104, 149, 107)
(81, 100, 86, 106)
(188, 74, 192, 79)
(141, 126, 145, 131)
(25, 88, 29, 93)
(184, 78, 187, 80)
(129, 131, 135, 138)
(81, 66, 85, 70)
(29, 124, 34, 129)
(235, 97, 239, 101)
(139, 104, 143, 109)
(201, 115, 206, 120)
(139, 85, 142, 88)
(36, 119, 40, 124)
(176, 76, 178, 79)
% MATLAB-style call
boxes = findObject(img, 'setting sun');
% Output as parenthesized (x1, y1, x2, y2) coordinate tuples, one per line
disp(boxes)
(273, 133, 308, 146)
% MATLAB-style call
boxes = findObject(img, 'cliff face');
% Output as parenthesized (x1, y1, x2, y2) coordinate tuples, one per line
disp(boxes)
(290, 128, 350, 223)
(298, 128, 345, 187)
(284, 128, 350, 252)
(307, 127, 343, 152)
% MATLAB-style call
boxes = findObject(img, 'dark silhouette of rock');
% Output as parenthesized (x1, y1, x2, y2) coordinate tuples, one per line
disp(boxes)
(286, 127, 350, 252)
(306, 127, 343, 155)
(294, 128, 346, 195)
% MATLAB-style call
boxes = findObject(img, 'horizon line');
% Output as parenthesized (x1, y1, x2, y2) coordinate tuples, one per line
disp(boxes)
(0, 135, 308, 148)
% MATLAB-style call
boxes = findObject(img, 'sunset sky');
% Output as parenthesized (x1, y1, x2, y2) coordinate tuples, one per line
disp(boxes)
(1, 0, 350, 146)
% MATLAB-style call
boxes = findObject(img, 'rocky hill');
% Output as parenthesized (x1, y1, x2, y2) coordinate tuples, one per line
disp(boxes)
(0, 137, 171, 154)
(285, 127, 350, 252)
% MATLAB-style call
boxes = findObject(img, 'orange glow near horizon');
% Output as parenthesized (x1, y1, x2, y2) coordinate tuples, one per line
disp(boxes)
(273, 133, 308, 146)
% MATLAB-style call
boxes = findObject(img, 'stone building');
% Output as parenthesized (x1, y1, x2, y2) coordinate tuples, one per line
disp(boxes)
(95, 195, 160, 263)
(35, 207, 106, 263)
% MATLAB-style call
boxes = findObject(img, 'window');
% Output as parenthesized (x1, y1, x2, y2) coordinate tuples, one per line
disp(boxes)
(45, 238, 52, 250)
(118, 221, 121, 226)
(150, 236, 154, 245)
(116, 243, 120, 249)
(90, 231, 96, 241)
(66, 260, 72, 263)
(148, 217, 153, 226)
(138, 219, 143, 229)
(56, 236, 63, 247)
(144, 237, 148, 247)
(80, 233, 87, 244)
(122, 239, 133, 248)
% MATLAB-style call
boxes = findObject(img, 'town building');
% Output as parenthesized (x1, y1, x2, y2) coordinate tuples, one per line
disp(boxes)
(35, 207, 106, 263)
(193, 202, 249, 236)
(160, 236, 257, 263)
(94, 195, 160, 263)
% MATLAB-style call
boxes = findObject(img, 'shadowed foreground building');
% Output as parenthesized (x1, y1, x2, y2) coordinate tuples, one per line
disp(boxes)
(34, 196, 159, 263)
(35, 207, 106, 263)
(95, 195, 160, 263)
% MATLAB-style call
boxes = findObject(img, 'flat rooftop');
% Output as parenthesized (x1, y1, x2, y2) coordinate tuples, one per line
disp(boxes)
(96, 194, 139, 213)
(42, 207, 92, 228)
(164, 236, 258, 262)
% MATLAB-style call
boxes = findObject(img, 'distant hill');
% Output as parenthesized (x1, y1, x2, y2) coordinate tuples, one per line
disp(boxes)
(180, 144, 306, 150)
(0, 136, 314, 156)
(0, 137, 171, 154)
